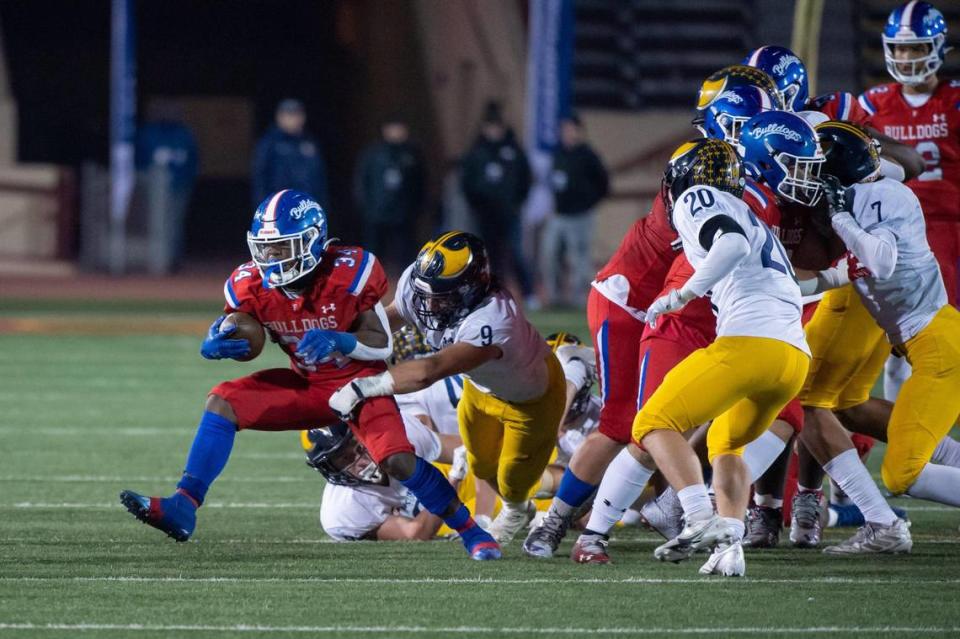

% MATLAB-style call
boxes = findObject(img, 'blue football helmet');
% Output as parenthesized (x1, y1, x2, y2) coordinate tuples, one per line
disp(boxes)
(247, 189, 329, 288)
(698, 84, 777, 144)
(738, 111, 825, 206)
(743, 46, 809, 112)
(883, 1, 950, 85)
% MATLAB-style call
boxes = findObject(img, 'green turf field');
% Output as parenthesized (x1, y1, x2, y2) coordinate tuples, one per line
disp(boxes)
(1, 305, 958, 638)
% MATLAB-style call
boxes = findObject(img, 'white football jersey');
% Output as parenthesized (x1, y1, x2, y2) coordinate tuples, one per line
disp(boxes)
(846, 178, 947, 344)
(395, 375, 464, 436)
(673, 185, 809, 355)
(319, 412, 441, 541)
(394, 263, 552, 402)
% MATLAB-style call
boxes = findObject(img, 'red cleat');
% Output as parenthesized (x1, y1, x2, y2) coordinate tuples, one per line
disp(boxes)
(571, 532, 611, 564)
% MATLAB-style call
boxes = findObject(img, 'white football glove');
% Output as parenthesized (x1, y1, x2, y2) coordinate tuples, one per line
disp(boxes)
(645, 288, 692, 328)
(328, 372, 396, 420)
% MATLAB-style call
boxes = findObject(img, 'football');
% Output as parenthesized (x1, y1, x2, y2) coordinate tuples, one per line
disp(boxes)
(220, 312, 266, 361)
(781, 201, 846, 271)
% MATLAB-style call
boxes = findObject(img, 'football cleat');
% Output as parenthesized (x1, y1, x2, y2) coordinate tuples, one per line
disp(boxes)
(637, 488, 684, 540)
(743, 505, 782, 549)
(522, 507, 571, 559)
(699, 540, 746, 577)
(571, 532, 611, 564)
(460, 525, 502, 561)
(488, 500, 537, 543)
(789, 490, 825, 548)
(654, 514, 733, 563)
(823, 518, 913, 556)
(120, 490, 196, 542)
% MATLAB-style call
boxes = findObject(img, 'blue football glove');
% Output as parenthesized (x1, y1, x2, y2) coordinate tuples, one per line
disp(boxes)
(200, 315, 252, 360)
(296, 329, 357, 366)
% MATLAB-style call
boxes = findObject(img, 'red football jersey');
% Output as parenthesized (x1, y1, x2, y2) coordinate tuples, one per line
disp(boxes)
(594, 193, 679, 311)
(643, 179, 783, 344)
(806, 91, 873, 126)
(859, 80, 960, 221)
(223, 245, 387, 381)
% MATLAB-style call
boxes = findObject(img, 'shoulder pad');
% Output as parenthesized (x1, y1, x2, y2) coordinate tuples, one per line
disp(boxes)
(326, 246, 378, 296)
(224, 261, 261, 309)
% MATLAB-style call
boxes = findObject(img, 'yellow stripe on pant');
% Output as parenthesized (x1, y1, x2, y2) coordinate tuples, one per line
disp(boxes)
(799, 285, 887, 410)
(631, 336, 810, 460)
(882, 305, 960, 494)
(457, 355, 567, 503)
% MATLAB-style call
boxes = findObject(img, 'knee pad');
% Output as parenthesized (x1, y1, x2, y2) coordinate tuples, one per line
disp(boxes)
(881, 458, 924, 496)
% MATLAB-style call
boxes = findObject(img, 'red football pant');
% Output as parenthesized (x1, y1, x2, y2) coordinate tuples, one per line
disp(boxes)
(927, 219, 960, 308)
(211, 368, 414, 462)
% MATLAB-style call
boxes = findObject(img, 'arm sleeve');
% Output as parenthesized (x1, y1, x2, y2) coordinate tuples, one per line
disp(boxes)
(830, 212, 898, 280)
(679, 231, 751, 298)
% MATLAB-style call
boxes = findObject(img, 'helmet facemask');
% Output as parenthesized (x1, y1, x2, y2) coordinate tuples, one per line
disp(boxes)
(306, 431, 387, 487)
(883, 36, 945, 85)
(769, 142, 825, 206)
(411, 281, 469, 331)
(247, 225, 323, 288)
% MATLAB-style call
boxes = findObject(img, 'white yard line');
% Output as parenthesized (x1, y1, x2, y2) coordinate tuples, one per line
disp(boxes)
(1, 576, 959, 586)
(6, 502, 318, 509)
(0, 475, 311, 484)
(0, 623, 958, 635)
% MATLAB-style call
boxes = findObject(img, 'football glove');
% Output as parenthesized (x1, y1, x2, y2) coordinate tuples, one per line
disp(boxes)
(329, 372, 396, 420)
(821, 174, 855, 219)
(843, 250, 871, 281)
(645, 288, 691, 328)
(296, 329, 357, 366)
(200, 315, 251, 360)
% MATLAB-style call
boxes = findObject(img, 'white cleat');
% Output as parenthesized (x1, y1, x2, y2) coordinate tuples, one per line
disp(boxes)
(699, 540, 745, 577)
(488, 500, 537, 543)
(654, 514, 733, 563)
(823, 518, 913, 556)
(638, 488, 685, 540)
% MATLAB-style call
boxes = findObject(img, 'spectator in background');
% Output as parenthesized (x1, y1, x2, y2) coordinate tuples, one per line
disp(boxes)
(540, 115, 609, 308)
(354, 114, 425, 274)
(252, 99, 329, 208)
(460, 102, 535, 308)
(135, 103, 199, 271)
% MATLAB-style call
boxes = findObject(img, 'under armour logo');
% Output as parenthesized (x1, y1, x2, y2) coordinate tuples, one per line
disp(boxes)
(933, 113, 947, 123)
(321, 303, 337, 314)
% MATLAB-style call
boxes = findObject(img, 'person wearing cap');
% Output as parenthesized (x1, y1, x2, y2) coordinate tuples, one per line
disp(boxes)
(460, 101, 535, 307)
(251, 98, 329, 207)
(540, 115, 609, 308)
(354, 114, 426, 275)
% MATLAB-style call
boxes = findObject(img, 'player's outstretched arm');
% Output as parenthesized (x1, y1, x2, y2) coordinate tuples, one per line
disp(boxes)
(821, 176, 898, 280)
(329, 342, 501, 419)
(296, 302, 394, 364)
(375, 511, 444, 541)
(867, 128, 924, 182)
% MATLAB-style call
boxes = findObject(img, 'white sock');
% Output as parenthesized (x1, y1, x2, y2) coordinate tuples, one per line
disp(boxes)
(724, 516, 745, 542)
(503, 499, 528, 513)
(823, 448, 897, 526)
(931, 437, 960, 469)
(755, 494, 782, 509)
(677, 484, 713, 522)
(883, 353, 911, 401)
(584, 449, 654, 535)
(829, 478, 853, 506)
(906, 463, 960, 507)
(742, 430, 788, 481)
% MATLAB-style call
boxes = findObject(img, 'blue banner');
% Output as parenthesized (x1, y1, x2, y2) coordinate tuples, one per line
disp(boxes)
(526, 0, 574, 152)
(109, 0, 136, 272)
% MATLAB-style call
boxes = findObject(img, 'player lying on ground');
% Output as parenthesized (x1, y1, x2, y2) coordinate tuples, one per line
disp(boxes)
(329, 231, 567, 543)
(119, 189, 500, 560)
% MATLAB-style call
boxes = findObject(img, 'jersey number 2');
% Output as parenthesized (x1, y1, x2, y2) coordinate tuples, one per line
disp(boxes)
(915, 141, 943, 182)
(749, 212, 797, 283)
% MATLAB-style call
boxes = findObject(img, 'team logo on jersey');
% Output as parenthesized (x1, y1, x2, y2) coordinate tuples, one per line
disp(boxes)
(933, 113, 947, 123)
(752, 123, 803, 142)
(321, 303, 337, 314)
(772, 54, 801, 76)
(289, 199, 321, 220)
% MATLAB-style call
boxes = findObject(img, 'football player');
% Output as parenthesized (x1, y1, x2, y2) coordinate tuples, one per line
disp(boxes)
(745, 44, 926, 547)
(303, 415, 447, 541)
(120, 190, 500, 561)
(859, 1, 959, 399)
(800, 121, 960, 552)
(633, 138, 811, 577)
(559, 113, 816, 564)
(328, 231, 567, 543)
(521, 69, 787, 561)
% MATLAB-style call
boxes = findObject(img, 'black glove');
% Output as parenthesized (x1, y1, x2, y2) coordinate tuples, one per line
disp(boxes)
(820, 174, 855, 219)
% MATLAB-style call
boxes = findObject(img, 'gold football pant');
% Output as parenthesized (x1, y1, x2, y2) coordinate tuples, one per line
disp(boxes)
(457, 355, 567, 503)
(631, 336, 810, 460)
(883, 305, 960, 494)
(799, 286, 887, 410)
